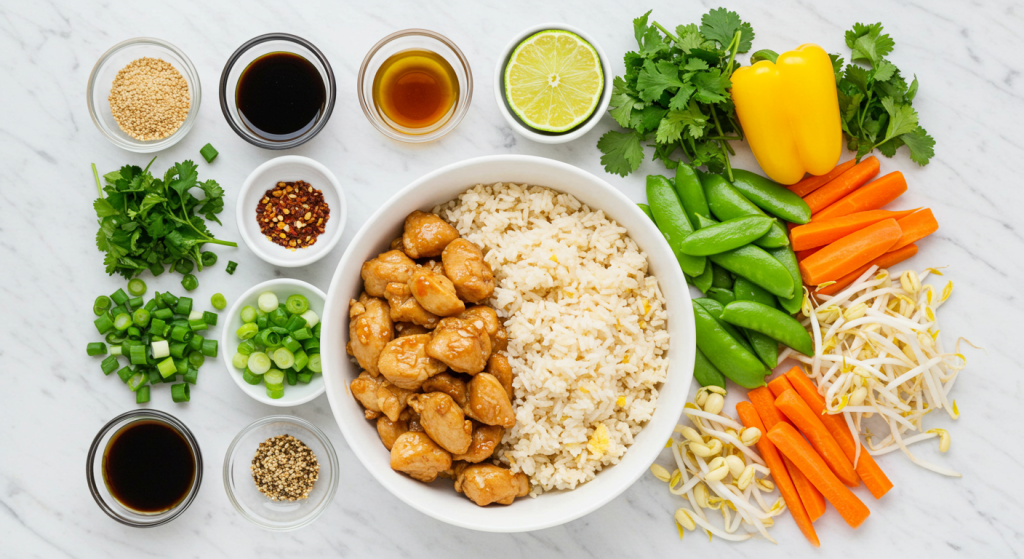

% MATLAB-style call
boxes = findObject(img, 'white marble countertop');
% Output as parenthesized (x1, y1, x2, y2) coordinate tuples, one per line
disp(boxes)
(3, 0, 1023, 556)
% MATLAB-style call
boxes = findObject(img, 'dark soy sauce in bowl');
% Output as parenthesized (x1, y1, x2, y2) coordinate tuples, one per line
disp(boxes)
(102, 420, 196, 513)
(236, 52, 327, 142)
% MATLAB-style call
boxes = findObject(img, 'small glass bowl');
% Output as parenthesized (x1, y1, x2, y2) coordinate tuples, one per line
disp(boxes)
(87, 37, 201, 153)
(357, 29, 473, 143)
(223, 415, 339, 531)
(219, 33, 337, 150)
(86, 409, 203, 527)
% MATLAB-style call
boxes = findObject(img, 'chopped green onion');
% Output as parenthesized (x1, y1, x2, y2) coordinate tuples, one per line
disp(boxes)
(87, 342, 107, 356)
(111, 288, 129, 306)
(175, 259, 194, 274)
(127, 326, 142, 339)
(303, 338, 321, 354)
(94, 313, 114, 334)
(127, 372, 148, 392)
(272, 347, 295, 369)
(307, 354, 322, 373)
(127, 278, 147, 296)
(270, 307, 289, 327)
(312, 322, 321, 339)
(171, 383, 190, 403)
(157, 357, 177, 378)
(136, 385, 151, 404)
(132, 308, 151, 328)
(100, 355, 120, 375)
(201, 251, 217, 267)
(188, 351, 205, 368)
(263, 369, 285, 386)
(184, 367, 199, 385)
(94, 295, 112, 315)
(201, 339, 218, 358)
(176, 297, 193, 316)
(240, 305, 258, 323)
(116, 366, 135, 383)
(110, 345, 122, 356)
(285, 315, 307, 332)
(297, 372, 313, 384)
(203, 311, 218, 326)
(286, 369, 298, 386)
(188, 318, 208, 331)
(149, 262, 165, 276)
(248, 352, 271, 375)
(106, 330, 127, 344)
(293, 349, 309, 372)
(292, 327, 312, 341)
(237, 339, 256, 355)
(143, 298, 158, 312)
(161, 292, 179, 309)
(226, 261, 238, 275)
(170, 341, 188, 359)
(149, 317, 167, 335)
(188, 334, 204, 352)
(170, 325, 193, 343)
(300, 310, 320, 328)
(211, 293, 227, 310)
(255, 314, 269, 330)
(127, 296, 143, 310)
(147, 368, 163, 385)
(174, 358, 189, 375)
(181, 274, 198, 292)
(285, 294, 310, 315)
(242, 368, 262, 385)
(129, 344, 148, 366)
(232, 352, 248, 369)
(237, 323, 259, 340)
(257, 292, 279, 313)
(282, 336, 301, 353)
(199, 143, 219, 163)
(153, 308, 173, 321)
(151, 340, 170, 359)
(255, 329, 281, 348)
(267, 386, 284, 399)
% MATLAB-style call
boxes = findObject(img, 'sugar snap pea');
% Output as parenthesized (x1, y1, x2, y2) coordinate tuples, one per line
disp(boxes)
(689, 260, 713, 293)
(701, 173, 790, 248)
(694, 298, 756, 357)
(711, 264, 733, 289)
(674, 164, 710, 227)
(730, 169, 813, 224)
(732, 277, 780, 369)
(707, 287, 735, 306)
(766, 245, 804, 315)
(709, 245, 795, 299)
(694, 348, 726, 389)
(647, 175, 706, 277)
(721, 301, 815, 357)
(637, 203, 654, 221)
(733, 276, 777, 307)
(678, 216, 774, 255)
(692, 301, 767, 389)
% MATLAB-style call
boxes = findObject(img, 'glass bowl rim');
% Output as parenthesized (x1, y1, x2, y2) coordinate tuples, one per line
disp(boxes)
(86, 409, 204, 527)
(356, 28, 474, 143)
(218, 32, 338, 150)
(222, 414, 340, 531)
(86, 36, 202, 153)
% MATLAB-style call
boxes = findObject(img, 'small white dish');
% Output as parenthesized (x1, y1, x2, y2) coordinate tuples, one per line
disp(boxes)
(236, 156, 347, 268)
(221, 279, 327, 407)
(493, 23, 614, 144)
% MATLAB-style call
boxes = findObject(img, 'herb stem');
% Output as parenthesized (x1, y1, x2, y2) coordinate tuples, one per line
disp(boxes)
(652, 21, 680, 44)
(710, 107, 736, 180)
(92, 163, 102, 198)
(724, 31, 741, 76)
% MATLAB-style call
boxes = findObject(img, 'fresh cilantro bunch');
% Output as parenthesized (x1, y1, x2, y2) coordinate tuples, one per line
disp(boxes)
(92, 158, 236, 279)
(833, 23, 935, 165)
(598, 8, 754, 178)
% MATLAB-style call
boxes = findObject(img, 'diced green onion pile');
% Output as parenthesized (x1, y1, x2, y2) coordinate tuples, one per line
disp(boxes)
(231, 291, 322, 399)
(87, 279, 218, 404)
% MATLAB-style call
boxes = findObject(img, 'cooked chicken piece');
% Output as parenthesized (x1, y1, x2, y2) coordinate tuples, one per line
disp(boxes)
(402, 210, 460, 259)
(409, 268, 465, 317)
(452, 423, 504, 463)
(377, 334, 447, 390)
(351, 371, 384, 419)
(458, 306, 506, 357)
(390, 431, 452, 483)
(423, 260, 445, 274)
(464, 373, 516, 427)
(395, 322, 431, 337)
(486, 352, 515, 397)
(390, 236, 404, 252)
(426, 317, 491, 374)
(408, 392, 473, 454)
(421, 372, 468, 407)
(454, 464, 530, 506)
(376, 411, 410, 450)
(407, 410, 423, 432)
(377, 380, 415, 422)
(385, 282, 440, 328)
(347, 293, 393, 377)
(361, 250, 417, 298)
(442, 239, 495, 303)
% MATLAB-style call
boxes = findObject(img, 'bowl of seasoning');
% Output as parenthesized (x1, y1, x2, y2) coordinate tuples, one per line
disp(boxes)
(236, 155, 346, 267)
(87, 37, 201, 152)
(87, 409, 202, 527)
(223, 415, 339, 531)
(357, 29, 473, 142)
(220, 33, 337, 149)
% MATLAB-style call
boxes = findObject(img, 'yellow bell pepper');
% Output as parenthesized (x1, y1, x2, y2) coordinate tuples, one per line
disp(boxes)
(730, 44, 841, 185)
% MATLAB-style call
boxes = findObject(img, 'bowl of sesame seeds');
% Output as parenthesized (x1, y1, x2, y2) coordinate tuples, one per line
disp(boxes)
(87, 37, 201, 152)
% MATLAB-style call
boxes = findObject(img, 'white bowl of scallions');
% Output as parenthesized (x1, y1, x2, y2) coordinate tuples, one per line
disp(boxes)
(221, 279, 326, 407)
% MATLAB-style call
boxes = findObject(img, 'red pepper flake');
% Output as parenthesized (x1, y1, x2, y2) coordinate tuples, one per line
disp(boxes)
(256, 180, 330, 250)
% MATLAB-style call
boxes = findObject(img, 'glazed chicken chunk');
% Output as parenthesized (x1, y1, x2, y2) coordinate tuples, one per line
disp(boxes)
(347, 293, 393, 377)
(408, 392, 473, 454)
(454, 464, 530, 506)
(390, 432, 452, 483)
(452, 423, 504, 463)
(376, 410, 411, 450)
(426, 317, 492, 374)
(421, 372, 468, 407)
(351, 371, 384, 420)
(361, 250, 417, 298)
(377, 334, 447, 391)
(377, 380, 415, 422)
(395, 322, 431, 337)
(402, 210, 460, 259)
(385, 282, 440, 328)
(442, 239, 495, 303)
(486, 352, 515, 397)
(459, 306, 507, 357)
(464, 373, 516, 428)
(410, 268, 465, 317)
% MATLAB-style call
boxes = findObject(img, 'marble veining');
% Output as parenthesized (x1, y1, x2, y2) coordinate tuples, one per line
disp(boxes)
(1, 0, 1023, 557)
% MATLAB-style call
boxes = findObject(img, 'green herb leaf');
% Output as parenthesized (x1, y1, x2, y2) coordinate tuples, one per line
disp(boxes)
(637, 59, 684, 102)
(598, 130, 645, 177)
(880, 97, 919, 140)
(901, 126, 936, 165)
(700, 8, 754, 52)
(845, 22, 894, 68)
(693, 69, 731, 104)
(656, 101, 708, 144)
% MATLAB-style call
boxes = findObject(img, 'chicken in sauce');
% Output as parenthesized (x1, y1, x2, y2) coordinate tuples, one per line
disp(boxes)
(442, 239, 495, 303)
(402, 210, 460, 259)
(454, 463, 530, 506)
(347, 293, 393, 377)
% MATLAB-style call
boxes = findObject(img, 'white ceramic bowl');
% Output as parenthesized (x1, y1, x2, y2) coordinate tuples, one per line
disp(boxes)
(493, 23, 614, 144)
(320, 155, 695, 532)
(221, 279, 327, 407)
(236, 156, 347, 267)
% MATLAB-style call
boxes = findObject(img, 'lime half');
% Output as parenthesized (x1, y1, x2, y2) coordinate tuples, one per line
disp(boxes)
(504, 30, 604, 133)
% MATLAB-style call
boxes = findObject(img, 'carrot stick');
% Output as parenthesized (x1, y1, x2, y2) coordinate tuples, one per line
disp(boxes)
(768, 423, 871, 529)
(767, 375, 796, 398)
(775, 389, 861, 487)
(747, 387, 827, 521)
(889, 208, 938, 252)
(816, 243, 919, 296)
(812, 171, 907, 221)
(737, 401, 820, 547)
(796, 246, 822, 262)
(803, 156, 880, 214)
(790, 209, 919, 251)
(799, 219, 902, 285)
(787, 159, 857, 197)
(783, 368, 893, 499)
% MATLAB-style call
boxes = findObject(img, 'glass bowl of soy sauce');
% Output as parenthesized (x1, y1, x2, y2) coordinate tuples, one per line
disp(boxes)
(86, 409, 202, 527)
(220, 33, 337, 149)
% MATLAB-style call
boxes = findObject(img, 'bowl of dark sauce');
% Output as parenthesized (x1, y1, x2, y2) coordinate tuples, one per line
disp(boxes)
(87, 410, 202, 527)
(220, 33, 336, 149)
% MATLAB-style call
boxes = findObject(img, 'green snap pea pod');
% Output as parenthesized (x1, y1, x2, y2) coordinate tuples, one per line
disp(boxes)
(721, 301, 815, 357)
(711, 264, 734, 289)
(732, 277, 780, 369)
(700, 173, 790, 248)
(693, 348, 726, 389)
(678, 216, 774, 256)
(766, 245, 804, 315)
(694, 298, 756, 357)
(733, 276, 777, 307)
(730, 169, 813, 224)
(638, 203, 654, 221)
(707, 287, 735, 306)
(709, 245, 795, 299)
(688, 261, 714, 293)
(692, 301, 767, 389)
(674, 164, 710, 228)
(647, 175, 706, 276)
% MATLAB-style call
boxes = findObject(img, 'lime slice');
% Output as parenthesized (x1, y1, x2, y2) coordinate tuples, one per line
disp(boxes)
(504, 30, 603, 133)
